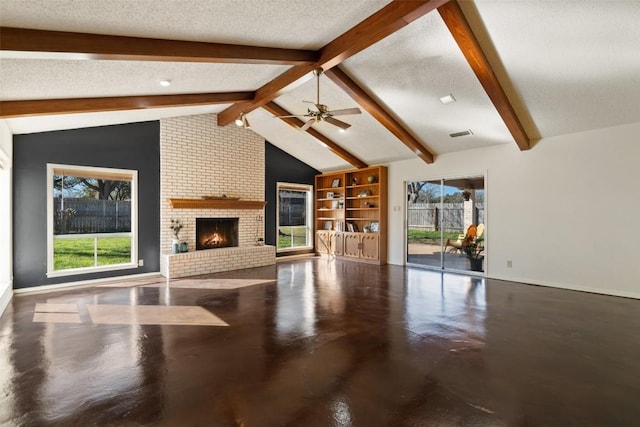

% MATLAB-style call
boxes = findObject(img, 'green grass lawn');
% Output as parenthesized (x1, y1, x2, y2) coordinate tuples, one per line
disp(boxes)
(278, 227, 309, 249)
(54, 236, 131, 270)
(407, 229, 461, 245)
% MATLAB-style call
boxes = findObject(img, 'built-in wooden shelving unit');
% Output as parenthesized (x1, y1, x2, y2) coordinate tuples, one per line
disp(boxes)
(315, 165, 387, 264)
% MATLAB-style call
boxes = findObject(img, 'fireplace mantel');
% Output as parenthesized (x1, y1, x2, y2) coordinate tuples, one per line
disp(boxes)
(169, 198, 266, 209)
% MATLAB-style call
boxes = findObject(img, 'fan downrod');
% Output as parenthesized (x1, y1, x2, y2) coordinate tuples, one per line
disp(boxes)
(313, 68, 323, 106)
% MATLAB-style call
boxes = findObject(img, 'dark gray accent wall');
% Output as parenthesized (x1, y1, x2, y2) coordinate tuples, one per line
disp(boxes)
(12, 121, 160, 289)
(264, 142, 319, 253)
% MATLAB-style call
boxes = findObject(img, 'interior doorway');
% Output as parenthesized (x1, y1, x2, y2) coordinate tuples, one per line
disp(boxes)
(406, 176, 485, 274)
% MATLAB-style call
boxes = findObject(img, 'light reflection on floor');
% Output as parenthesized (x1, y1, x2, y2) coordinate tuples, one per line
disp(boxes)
(87, 304, 229, 326)
(405, 269, 486, 342)
(31, 278, 276, 326)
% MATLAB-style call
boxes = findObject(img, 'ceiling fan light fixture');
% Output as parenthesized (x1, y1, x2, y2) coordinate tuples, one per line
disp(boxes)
(272, 67, 361, 131)
(439, 93, 456, 104)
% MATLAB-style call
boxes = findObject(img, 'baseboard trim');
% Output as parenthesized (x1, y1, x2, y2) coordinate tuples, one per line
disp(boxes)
(0, 282, 12, 316)
(276, 253, 316, 262)
(13, 272, 162, 295)
(486, 273, 640, 300)
(393, 259, 640, 300)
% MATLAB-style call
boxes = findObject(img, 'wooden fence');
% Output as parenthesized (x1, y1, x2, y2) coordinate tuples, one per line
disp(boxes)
(279, 194, 306, 227)
(407, 203, 484, 232)
(54, 198, 131, 234)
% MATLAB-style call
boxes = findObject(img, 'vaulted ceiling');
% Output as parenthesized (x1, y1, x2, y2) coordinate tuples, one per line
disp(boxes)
(1, 0, 639, 172)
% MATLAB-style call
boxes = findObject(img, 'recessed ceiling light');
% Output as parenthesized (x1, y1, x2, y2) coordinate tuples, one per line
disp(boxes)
(339, 128, 346, 133)
(439, 94, 456, 104)
(159, 79, 172, 87)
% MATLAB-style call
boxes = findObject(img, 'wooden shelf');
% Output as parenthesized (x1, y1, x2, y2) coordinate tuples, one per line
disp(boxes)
(169, 198, 266, 209)
(346, 183, 378, 189)
(347, 195, 378, 200)
(315, 166, 387, 264)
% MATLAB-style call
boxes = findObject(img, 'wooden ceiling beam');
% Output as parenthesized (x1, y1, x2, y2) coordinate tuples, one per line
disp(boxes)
(315, 0, 450, 70)
(0, 27, 318, 65)
(325, 67, 434, 164)
(263, 102, 368, 169)
(438, 1, 531, 150)
(218, 0, 449, 126)
(0, 92, 254, 118)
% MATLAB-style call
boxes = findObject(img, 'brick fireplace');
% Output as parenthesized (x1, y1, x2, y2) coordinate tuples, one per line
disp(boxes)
(159, 113, 275, 279)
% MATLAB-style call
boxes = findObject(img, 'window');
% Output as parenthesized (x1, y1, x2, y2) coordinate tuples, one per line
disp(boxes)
(277, 183, 313, 252)
(47, 164, 138, 277)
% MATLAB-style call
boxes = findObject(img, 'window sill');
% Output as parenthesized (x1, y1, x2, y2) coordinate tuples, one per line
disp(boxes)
(46, 262, 138, 278)
(276, 246, 313, 254)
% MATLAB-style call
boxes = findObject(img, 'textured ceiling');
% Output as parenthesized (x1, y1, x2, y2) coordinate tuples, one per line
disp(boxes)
(1, 0, 639, 171)
(0, 60, 290, 100)
(471, 0, 640, 138)
(0, 0, 387, 48)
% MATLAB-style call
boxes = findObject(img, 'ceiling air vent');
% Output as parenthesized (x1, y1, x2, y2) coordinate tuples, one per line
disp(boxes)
(449, 129, 473, 138)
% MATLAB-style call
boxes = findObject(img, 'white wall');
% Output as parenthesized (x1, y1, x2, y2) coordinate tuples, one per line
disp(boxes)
(388, 122, 640, 299)
(0, 121, 13, 314)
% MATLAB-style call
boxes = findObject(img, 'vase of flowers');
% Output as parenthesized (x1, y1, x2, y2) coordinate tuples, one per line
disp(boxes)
(170, 219, 183, 254)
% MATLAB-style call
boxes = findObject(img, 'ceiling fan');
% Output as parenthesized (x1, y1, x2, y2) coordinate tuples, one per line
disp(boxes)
(275, 68, 362, 131)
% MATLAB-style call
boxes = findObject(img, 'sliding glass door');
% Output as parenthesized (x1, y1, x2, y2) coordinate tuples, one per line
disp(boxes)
(406, 176, 485, 274)
(406, 180, 442, 268)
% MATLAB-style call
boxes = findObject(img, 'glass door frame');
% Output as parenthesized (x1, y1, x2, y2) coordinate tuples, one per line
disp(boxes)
(405, 172, 487, 276)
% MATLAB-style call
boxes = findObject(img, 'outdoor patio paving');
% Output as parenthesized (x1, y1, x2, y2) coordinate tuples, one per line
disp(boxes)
(407, 243, 483, 272)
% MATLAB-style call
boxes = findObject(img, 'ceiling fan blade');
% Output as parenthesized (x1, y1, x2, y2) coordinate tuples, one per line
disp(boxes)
(327, 107, 362, 116)
(300, 118, 315, 131)
(325, 117, 351, 130)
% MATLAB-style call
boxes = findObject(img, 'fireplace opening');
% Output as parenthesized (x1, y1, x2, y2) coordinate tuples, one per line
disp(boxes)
(196, 218, 239, 250)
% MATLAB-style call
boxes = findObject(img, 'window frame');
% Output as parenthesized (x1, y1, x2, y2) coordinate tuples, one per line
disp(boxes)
(46, 163, 138, 278)
(276, 182, 313, 253)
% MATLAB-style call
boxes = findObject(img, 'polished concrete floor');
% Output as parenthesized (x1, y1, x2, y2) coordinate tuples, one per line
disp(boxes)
(1, 258, 639, 426)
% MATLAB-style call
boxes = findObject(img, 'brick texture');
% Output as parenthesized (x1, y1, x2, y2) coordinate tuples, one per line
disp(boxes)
(160, 113, 274, 276)
(160, 245, 275, 279)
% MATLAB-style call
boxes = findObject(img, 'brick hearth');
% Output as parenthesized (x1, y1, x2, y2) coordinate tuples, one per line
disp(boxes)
(160, 245, 275, 279)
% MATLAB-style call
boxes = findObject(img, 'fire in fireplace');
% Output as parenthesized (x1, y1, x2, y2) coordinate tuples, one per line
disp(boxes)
(196, 218, 239, 250)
